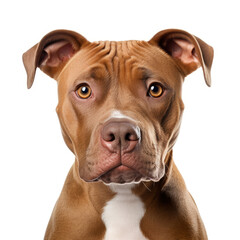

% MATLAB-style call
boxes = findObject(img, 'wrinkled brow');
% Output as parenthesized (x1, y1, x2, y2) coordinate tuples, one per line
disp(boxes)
(73, 65, 109, 83)
(136, 67, 154, 80)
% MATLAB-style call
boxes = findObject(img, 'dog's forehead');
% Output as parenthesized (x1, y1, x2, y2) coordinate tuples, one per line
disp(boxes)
(58, 40, 183, 88)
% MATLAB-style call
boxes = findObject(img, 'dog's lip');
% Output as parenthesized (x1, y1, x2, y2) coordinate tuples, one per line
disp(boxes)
(94, 164, 143, 183)
(97, 164, 136, 177)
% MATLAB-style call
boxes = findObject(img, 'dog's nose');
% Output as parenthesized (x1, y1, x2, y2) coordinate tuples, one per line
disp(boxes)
(101, 120, 141, 152)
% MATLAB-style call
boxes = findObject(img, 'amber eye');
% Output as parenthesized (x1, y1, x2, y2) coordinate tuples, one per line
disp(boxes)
(76, 84, 92, 99)
(148, 83, 163, 98)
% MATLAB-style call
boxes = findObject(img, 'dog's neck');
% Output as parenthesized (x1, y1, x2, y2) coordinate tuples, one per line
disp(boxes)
(60, 150, 185, 239)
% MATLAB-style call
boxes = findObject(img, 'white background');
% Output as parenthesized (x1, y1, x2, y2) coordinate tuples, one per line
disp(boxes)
(1, 0, 240, 239)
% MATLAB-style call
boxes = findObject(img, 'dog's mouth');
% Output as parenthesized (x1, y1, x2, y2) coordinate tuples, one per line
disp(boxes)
(96, 164, 147, 184)
(81, 152, 159, 184)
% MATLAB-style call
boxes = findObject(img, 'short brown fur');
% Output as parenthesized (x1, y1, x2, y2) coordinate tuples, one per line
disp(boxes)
(23, 29, 213, 240)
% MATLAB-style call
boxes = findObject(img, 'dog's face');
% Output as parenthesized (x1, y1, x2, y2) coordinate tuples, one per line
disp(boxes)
(56, 41, 184, 184)
(23, 29, 213, 184)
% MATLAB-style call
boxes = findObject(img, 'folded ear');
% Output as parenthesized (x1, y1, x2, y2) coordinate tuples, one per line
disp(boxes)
(22, 29, 89, 89)
(149, 29, 214, 86)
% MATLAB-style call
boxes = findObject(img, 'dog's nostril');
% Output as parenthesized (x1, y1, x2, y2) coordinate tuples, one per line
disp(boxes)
(103, 132, 116, 142)
(109, 133, 115, 141)
(125, 132, 138, 141)
(125, 133, 131, 141)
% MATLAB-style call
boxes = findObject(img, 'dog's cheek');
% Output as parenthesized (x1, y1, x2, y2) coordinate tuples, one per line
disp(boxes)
(143, 95, 184, 166)
(60, 122, 75, 153)
(136, 121, 160, 178)
(56, 100, 87, 157)
(56, 105, 74, 153)
(160, 98, 184, 151)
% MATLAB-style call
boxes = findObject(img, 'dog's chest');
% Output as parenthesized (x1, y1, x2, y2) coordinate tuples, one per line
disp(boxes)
(101, 185, 148, 240)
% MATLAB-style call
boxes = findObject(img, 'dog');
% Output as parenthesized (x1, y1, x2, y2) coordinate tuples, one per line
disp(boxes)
(23, 28, 213, 240)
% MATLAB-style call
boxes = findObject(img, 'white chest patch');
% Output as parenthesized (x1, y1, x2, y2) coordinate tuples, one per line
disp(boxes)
(102, 184, 148, 240)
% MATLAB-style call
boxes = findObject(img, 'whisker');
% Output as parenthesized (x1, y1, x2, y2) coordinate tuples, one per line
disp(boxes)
(143, 182, 152, 192)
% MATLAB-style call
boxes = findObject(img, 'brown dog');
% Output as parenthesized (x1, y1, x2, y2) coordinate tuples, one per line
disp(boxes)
(23, 29, 213, 240)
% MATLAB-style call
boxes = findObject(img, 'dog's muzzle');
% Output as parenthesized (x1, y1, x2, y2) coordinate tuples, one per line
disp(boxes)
(97, 119, 143, 184)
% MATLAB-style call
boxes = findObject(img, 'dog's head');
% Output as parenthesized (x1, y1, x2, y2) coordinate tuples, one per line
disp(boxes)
(23, 29, 213, 184)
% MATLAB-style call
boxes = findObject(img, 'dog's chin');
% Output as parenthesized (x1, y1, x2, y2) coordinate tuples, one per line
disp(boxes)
(97, 165, 147, 185)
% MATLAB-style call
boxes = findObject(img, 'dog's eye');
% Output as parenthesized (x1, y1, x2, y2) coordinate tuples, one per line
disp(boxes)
(76, 84, 92, 99)
(148, 83, 163, 98)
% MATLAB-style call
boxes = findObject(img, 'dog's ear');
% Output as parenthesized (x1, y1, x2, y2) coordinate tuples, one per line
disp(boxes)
(149, 29, 214, 86)
(23, 30, 89, 89)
